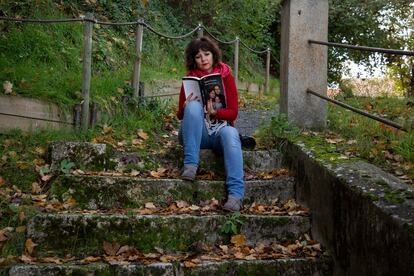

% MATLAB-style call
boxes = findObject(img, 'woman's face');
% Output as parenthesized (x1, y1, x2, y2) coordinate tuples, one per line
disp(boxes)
(195, 49, 213, 72)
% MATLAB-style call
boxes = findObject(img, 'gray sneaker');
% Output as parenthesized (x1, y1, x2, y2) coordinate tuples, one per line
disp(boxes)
(223, 196, 242, 212)
(181, 165, 197, 181)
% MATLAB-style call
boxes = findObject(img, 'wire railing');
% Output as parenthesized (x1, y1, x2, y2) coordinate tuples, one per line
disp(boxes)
(308, 39, 411, 132)
(0, 15, 276, 129)
(309, 40, 414, 57)
(306, 89, 407, 132)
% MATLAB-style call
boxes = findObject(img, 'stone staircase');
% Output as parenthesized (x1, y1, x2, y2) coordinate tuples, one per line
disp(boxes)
(4, 142, 332, 275)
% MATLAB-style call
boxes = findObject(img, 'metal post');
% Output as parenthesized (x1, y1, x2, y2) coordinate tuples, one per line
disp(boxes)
(197, 23, 203, 38)
(264, 48, 271, 95)
(234, 37, 239, 86)
(133, 20, 144, 98)
(81, 13, 94, 129)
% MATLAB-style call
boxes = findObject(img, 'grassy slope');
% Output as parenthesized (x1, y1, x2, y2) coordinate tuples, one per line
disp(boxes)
(0, 1, 274, 109)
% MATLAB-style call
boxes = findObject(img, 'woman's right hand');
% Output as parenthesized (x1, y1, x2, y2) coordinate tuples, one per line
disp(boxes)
(184, 93, 199, 108)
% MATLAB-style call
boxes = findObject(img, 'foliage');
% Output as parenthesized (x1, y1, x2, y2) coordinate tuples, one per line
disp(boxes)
(256, 94, 414, 184)
(219, 212, 244, 236)
(328, 0, 413, 85)
(59, 159, 75, 174)
(0, 0, 279, 108)
(255, 114, 300, 149)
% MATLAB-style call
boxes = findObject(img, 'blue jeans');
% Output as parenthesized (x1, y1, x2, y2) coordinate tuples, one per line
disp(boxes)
(179, 101, 244, 199)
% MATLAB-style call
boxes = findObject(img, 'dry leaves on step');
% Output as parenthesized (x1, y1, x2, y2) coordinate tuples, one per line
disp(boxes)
(230, 234, 246, 247)
(103, 241, 121, 256)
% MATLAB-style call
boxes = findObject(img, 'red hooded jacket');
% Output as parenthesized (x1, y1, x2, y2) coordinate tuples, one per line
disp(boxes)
(176, 62, 238, 126)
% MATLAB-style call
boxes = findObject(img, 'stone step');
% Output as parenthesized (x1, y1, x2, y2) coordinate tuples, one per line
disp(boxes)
(50, 175, 294, 209)
(49, 142, 283, 173)
(199, 149, 283, 172)
(27, 213, 310, 258)
(6, 258, 332, 275)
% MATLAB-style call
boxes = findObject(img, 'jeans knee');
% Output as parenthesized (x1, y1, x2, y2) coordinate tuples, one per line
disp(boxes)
(220, 127, 240, 146)
(184, 101, 203, 118)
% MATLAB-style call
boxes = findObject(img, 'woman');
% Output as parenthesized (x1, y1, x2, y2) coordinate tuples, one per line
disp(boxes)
(177, 36, 244, 212)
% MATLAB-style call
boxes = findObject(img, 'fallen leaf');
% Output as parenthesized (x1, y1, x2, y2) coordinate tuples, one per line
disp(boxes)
(0, 227, 13, 242)
(283, 199, 298, 211)
(132, 139, 143, 146)
(176, 200, 189, 208)
(41, 174, 52, 182)
(231, 234, 246, 247)
(143, 253, 159, 258)
(82, 256, 101, 263)
(244, 254, 256, 260)
(184, 260, 197, 268)
(145, 202, 157, 209)
(189, 205, 200, 211)
(20, 254, 34, 263)
(16, 226, 26, 233)
(116, 245, 137, 256)
(31, 182, 42, 194)
(102, 125, 113, 134)
(219, 245, 229, 253)
(137, 129, 149, 140)
(19, 211, 26, 222)
(326, 138, 344, 144)
(130, 170, 140, 177)
(72, 169, 85, 175)
(40, 256, 62, 264)
(234, 252, 245, 259)
(63, 197, 77, 209)
(0, 177, 5, 186)
(35, 147, 46, 156)
(25, 239, 38, 255)
(103, 241, 120, 256)
(149, 171, 161, 178)
(3, 81, 13, 94)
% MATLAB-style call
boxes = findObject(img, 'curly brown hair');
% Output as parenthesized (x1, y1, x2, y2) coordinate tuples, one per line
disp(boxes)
(184, 36, 222, 71)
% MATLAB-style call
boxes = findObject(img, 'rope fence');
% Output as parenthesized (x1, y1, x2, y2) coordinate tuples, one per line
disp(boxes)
(0, 15, 277, 129)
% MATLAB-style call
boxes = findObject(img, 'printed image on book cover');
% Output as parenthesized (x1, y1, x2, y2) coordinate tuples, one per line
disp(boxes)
(202, 76, 227, 135)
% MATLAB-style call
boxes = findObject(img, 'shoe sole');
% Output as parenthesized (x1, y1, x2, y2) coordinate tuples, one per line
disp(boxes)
(222, 206, 241, 212)
(181, 176, 195, 181)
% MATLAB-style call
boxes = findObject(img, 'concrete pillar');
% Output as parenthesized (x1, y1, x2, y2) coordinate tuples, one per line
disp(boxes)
(280, 0, 328, 128)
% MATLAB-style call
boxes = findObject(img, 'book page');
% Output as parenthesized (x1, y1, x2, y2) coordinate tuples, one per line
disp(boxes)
(182, 78, 202, 101)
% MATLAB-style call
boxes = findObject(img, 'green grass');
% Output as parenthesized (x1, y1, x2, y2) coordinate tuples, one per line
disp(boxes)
(256, 95, 414, 184)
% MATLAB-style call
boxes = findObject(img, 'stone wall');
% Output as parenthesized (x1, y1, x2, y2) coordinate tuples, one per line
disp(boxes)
(282, 141, 414, 275)
(0, 95, 72, 132)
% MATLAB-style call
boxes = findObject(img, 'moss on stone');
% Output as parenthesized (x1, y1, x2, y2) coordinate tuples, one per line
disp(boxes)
(364, 192, 379, 202)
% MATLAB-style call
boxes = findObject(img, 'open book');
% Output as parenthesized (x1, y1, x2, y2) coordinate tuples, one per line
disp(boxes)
(182, 73, 226, 110)
(182, 73, 227, 134)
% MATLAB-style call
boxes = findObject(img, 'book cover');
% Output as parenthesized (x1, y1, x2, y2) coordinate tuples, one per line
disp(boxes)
(182, 73, 227, 134)
(182, 73, 226, 109)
